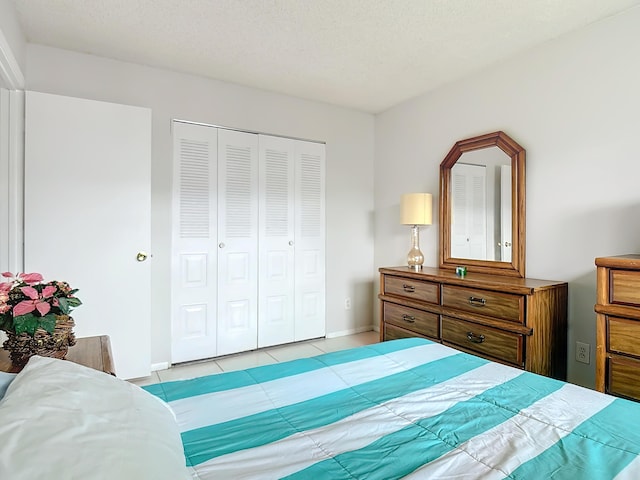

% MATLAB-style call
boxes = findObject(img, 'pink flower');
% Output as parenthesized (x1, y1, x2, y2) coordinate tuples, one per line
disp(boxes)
(0, 282, 11, 293)
(12, 285, 57, 317)
(0, 272, 43, 285)
(19, 273, 44, 284)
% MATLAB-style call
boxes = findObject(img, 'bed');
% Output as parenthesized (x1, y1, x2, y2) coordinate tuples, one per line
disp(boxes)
(145, 337, 640, 479)
(1, 337, 640, 479)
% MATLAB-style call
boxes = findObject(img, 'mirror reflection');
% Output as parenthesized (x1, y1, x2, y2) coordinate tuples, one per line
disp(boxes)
(450, 146, 512, 262)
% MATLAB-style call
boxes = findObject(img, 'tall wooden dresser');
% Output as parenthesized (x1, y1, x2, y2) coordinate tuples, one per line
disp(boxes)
(379, 266, 568, 379)
(595, 254, 640, 401)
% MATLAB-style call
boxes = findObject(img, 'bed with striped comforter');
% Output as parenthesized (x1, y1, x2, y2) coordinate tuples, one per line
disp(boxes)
(145, 338, 640, 479)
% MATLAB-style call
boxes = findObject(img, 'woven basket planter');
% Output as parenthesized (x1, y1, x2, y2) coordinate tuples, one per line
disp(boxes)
(2, 315, 77, 368)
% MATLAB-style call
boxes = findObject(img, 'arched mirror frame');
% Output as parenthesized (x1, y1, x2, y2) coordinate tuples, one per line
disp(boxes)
(439, 131, 526, 278)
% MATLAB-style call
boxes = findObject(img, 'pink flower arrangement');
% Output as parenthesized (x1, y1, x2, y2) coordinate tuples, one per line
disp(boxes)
(0, 272, 82, 336)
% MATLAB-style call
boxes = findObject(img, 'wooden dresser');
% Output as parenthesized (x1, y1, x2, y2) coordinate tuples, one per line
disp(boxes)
(595, 254, 640, 401)
(0, 335, 115, 375)
(379, 266, 568, 379)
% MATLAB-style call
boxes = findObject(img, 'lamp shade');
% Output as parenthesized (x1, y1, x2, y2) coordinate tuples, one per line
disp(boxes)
(400, 193, 433, 225)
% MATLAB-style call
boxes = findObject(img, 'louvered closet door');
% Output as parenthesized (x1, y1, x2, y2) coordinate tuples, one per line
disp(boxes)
(450, 163, 487, 261)
(217, 129, 259, 356)
(171, 122, 218, 363)
(294, 140, 326, 341)
(258, 135, 295, 347)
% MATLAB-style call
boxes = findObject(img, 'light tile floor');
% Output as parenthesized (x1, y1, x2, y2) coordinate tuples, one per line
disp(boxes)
(129, 330, 379, 386)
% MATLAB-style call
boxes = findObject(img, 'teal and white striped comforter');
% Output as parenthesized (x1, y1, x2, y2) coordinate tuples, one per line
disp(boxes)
(145, 338, 640, 479)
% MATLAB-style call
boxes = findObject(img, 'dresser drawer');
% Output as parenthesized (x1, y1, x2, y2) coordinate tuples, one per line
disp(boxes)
(384, 275, 439, 304)
(610, 270, 640, 307)
(607, 355, 640, 401)
(383, 302, 439, 339)
(441, 316, 524, 366)
(608, 316, 640, 358)
(384, 323, 430, 341)
(442, 285, 524, 323)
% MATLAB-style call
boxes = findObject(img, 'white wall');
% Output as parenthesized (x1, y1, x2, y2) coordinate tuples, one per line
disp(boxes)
(24, 45, 375, 367)
(9, 5, 639, 386)
(375, 7, 640, 388)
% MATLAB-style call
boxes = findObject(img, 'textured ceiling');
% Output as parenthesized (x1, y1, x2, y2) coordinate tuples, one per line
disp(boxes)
(10, 0, 640, 113)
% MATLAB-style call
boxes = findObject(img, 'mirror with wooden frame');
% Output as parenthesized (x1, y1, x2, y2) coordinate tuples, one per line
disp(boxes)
(439, 131, 526, 277)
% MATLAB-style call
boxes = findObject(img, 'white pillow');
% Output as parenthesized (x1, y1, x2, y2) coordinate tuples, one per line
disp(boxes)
(0, 356, 190, 480)
(0, 371, 16, 399)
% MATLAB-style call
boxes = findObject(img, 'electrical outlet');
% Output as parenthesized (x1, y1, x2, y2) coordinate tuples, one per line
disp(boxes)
(344, 297, 352, 310)
(576, 341, 590, 364)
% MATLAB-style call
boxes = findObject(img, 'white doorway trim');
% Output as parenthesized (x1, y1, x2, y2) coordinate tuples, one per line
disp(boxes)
(0, 27, 24, 90)
(0, 88, 24, 274)
(0, 20, 25, 274)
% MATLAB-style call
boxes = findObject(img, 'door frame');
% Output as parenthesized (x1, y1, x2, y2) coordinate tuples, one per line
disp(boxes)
(0, 88, 24, 274)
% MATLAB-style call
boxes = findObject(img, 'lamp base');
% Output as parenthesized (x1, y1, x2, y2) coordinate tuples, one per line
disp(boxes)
(406, 225, 424, 270)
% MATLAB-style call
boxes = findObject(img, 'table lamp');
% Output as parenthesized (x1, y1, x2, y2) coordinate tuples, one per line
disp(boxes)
(400, 193, 432, 270)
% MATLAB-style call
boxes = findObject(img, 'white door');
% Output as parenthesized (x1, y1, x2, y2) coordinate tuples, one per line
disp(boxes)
(217, 129, 259, 356)
(24, 91, 151, 379)
(500, 164, 512, 262)
(258, 135, 296, 347)
(171, 122, 218, 363)
(294, 140, 326, 341)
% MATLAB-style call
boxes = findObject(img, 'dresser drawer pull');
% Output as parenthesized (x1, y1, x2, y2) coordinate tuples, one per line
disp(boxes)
(402, 284, 416, 293)
(468, 296, 486, 307)
(402, 314, 416, 323)
(466, 332, 486, 344)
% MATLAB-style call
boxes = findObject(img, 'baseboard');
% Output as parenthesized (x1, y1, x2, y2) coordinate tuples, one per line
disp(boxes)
(150, 362, 170, 372)
(325, 325, 376, 339)
(153, 327, 379, 369)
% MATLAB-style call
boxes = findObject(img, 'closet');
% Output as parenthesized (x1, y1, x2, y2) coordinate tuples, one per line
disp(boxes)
(171, 121, 325, 363)
(450, 163, 487, 260)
